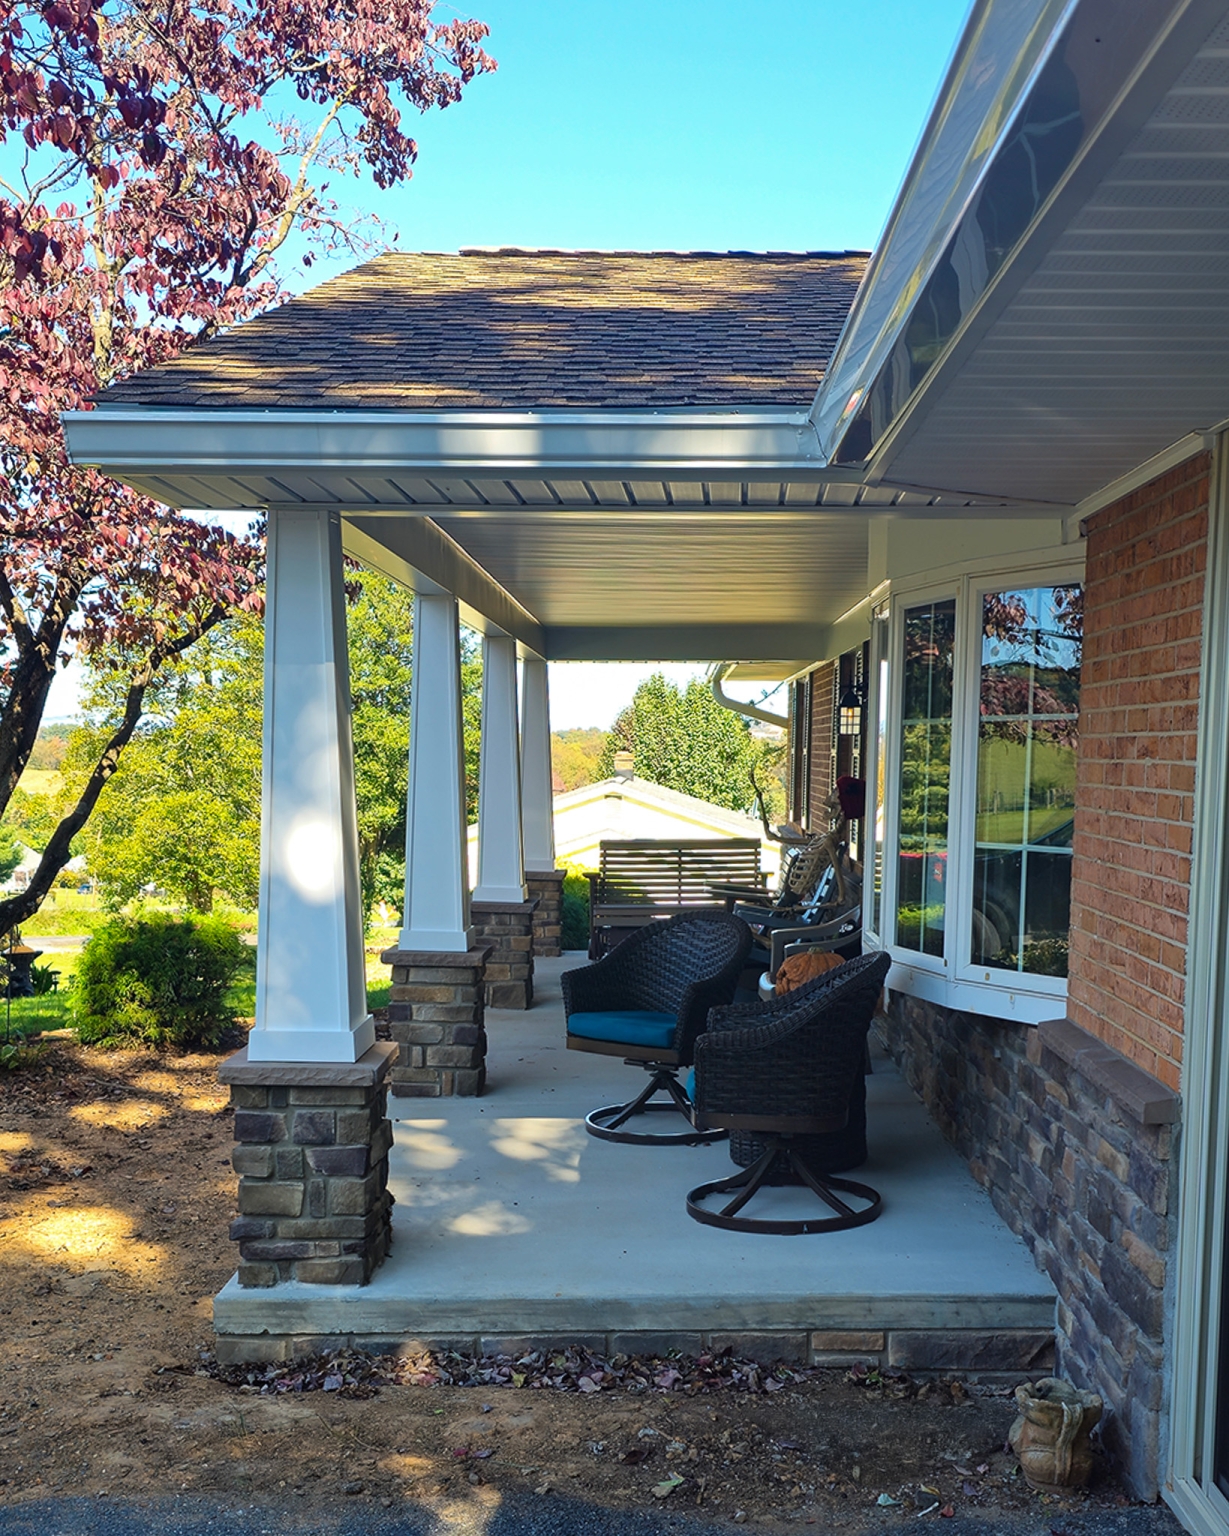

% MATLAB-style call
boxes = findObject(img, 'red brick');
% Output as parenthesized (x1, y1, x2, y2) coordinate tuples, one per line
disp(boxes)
(1068, 452, 1208, 1082)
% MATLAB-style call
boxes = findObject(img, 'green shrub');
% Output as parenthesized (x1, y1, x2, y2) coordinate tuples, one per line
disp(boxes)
(73, 914, 247, 1049)
(561, 866, 591, 951)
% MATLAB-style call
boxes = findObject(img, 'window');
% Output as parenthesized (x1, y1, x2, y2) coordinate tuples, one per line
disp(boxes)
(873, 567, 1083, 1013)
(896, 599, 955, 957)
(973, 585, 1081, 977)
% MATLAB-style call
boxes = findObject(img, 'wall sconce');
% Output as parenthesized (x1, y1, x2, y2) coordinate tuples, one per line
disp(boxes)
(838, 684, 863, 736)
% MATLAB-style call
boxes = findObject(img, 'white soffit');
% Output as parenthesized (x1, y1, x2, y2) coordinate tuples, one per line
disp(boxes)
(865, 1, 1229, 502)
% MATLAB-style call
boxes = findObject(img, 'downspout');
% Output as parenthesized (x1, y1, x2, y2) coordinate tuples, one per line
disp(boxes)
(709, 663, 790, 729)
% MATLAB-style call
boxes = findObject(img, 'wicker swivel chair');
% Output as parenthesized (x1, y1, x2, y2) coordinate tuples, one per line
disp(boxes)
(562, 912, 753, 1145)
(686, 950, 891, 1232)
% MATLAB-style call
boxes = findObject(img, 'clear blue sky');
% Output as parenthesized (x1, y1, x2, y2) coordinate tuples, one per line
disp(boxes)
(301, 0, 972, 273)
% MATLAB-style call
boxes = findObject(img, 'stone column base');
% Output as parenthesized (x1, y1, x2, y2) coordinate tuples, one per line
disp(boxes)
(471, 898, 539, 1008)
(381, 944, 493, 1096)
(525, 869, 566, 957)
(220, 1041, 398, 1289)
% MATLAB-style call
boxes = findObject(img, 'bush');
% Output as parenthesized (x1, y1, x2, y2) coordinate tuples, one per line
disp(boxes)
(73, 913, 247, 1048)
(560, 866, 591, 951)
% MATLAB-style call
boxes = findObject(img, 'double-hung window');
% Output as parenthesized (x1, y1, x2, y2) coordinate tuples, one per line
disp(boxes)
(864, 567, 1083, 1022)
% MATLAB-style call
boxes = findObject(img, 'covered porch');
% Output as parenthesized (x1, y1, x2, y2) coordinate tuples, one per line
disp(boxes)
(61, 248, 1071, 1366)
(213, 955, 1056, 1368)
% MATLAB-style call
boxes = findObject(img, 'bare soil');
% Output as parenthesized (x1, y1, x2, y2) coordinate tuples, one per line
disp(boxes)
(0, 1041, 1154, 1530)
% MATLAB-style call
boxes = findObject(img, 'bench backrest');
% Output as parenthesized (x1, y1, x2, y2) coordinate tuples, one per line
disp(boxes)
(592, 839, 762, 907)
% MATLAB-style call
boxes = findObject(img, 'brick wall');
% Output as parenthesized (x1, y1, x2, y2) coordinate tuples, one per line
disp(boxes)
(1067, 453, 1209, 1089)
(807, 661, 836, 829)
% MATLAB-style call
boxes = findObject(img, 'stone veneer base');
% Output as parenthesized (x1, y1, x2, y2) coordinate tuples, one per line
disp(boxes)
(471, 898, 538, 1009)
(381, 944, 493, 1097)
(878, 995, 1179, 1501)
(525, 869, 565, 957)
(220, 1041, 398, 1290)
(213, 1315, 1053, 1372)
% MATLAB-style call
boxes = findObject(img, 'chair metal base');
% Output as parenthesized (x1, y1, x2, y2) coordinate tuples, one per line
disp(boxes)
(586, 1065, 727, 1146)
(686, 1136, 882, 1233)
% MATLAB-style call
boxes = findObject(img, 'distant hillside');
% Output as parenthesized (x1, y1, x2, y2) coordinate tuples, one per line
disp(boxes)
(551, 728, 610, 792)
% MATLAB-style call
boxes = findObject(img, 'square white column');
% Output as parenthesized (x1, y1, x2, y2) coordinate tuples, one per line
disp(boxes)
(521, 655, 556, 873)
(473, 633, 528, 903)
(250, 507, 374, 1063)
(399, 593, 476, 952)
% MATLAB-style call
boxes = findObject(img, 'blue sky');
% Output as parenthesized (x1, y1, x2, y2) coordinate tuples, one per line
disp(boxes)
(296, 0, 972, 274)
(43, 0, 974, 725)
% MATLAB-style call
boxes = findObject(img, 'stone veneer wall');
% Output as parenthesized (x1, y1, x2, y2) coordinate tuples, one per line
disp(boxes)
(525, 869, 565, 957)
(382, 945, 491, 1097)
(222, 1042, 399, 1298)
(471, 898, 537, 1008)
(877, 999, 1177, 1498)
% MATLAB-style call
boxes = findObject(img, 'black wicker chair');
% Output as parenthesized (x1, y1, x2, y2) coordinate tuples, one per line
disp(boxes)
(686, 950, 892, 1232)
(562, 912, 753, 1145)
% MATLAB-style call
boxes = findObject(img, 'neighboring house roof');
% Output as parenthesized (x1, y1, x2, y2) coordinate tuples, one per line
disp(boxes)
(466, 773, 779, 883)
(100, 249, 869, 411)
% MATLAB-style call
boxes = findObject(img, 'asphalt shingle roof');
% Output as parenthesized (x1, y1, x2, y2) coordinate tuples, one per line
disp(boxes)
(99, 249, 870, 410)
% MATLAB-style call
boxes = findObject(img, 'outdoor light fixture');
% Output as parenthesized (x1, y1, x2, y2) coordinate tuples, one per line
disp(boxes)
(839, 684, 863, 736)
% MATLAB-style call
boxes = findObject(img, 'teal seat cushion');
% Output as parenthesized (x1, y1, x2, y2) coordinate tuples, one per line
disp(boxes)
(685, 1067, 696, 1099)
(568, 1011, 676, 1048)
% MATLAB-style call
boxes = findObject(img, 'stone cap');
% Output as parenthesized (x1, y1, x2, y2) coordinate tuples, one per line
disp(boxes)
(1037, 1018, 1180, 1126)
(470, 898, 540, 914)
(525, 868, 566, 883)
(219, 1039, 398, 1088)
(379, 944, 493, 967)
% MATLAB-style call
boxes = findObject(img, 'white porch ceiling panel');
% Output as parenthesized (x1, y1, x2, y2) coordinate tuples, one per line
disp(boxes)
(427, 513, 869, 629)
(879, 7, 1229, 504)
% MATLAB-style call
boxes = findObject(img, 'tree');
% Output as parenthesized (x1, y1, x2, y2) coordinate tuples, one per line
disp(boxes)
(0, 822, 21, 883)
(76, 571, 481, 918)
(551, 727, 610, 792)
(0, 0, 494, 933)
(598, 673, 774, 814)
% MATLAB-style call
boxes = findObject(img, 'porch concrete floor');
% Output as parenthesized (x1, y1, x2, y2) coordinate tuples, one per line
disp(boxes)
(214, 956, 1056, 1344)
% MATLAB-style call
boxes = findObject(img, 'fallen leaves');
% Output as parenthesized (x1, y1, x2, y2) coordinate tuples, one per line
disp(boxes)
(207, 1343, 821, 1400)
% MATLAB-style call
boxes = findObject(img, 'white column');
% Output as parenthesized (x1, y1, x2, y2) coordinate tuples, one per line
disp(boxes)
(473, 633, 528, 902)
(251, 507, 373, 1064)
(399, 594, 475, 952)
(520, 655, 556, 873)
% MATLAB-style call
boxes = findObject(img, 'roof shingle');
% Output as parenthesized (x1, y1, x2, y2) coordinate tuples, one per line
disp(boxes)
(99, 249, 869, 411)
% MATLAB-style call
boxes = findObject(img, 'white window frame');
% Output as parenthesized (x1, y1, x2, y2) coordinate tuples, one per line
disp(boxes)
(866, 550, 1085, 1025)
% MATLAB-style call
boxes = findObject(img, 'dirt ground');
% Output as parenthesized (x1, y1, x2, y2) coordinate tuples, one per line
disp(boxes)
(0, 1040, 1159, 1531)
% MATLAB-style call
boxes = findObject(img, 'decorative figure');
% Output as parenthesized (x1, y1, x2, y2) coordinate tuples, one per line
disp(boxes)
(1009, 1377, 1103, 1492)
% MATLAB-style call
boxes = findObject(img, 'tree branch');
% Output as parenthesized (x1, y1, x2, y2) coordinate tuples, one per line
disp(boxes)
(0, 601, 230, 934)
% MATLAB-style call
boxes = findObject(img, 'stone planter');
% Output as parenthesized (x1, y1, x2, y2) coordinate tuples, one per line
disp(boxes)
(1009, 1377, 1103, 1492)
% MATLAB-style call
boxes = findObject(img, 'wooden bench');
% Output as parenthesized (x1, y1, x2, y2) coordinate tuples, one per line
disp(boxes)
(586, 838, 764, 957)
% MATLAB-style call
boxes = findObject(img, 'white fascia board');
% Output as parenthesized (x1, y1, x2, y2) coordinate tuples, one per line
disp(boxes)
(809, 0, 1075, 456)
(63, 405, 825, 482)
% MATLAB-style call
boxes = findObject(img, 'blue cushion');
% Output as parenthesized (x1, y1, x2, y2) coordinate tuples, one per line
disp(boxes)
(685, 1067, 696, 1099)
(568, 1011, 677, 1048)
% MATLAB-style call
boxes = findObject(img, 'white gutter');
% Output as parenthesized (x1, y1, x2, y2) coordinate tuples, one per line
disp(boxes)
(63, 405, 829, 484)
(709, 663, 790, 729)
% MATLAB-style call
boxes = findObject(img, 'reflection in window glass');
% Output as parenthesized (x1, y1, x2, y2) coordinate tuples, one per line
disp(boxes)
(869, 614, 889, 938)
(973, 585, 1081, 977)
(896, 600, 955, 957)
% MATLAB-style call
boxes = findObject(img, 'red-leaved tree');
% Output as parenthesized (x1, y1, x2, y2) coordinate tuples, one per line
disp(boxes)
(0, 0, 494, 931)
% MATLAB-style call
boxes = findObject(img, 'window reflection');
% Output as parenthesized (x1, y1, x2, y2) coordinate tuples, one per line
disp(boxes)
(896, 599, 955, 958)
(973, 585, 1081, 977)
